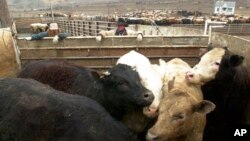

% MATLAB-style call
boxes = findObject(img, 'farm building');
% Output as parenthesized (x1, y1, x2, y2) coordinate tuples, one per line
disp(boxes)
(214, 1, 236, 15)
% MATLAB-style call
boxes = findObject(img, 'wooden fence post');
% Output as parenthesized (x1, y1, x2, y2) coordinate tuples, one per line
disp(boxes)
(96, 21, 99, 36)
(108, 23, 111, 31)
(89, 21, 92, 36)
(83, 21, 85, 36)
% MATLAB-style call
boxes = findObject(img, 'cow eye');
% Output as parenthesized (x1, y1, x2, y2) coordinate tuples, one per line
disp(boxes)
(172, 113, 185, 121)
(215, 62, 220, 66)
(116, 81, 127, 86)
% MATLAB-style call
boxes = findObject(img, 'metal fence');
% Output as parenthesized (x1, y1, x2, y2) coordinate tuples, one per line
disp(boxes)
(172, 24, 250, 35)
(212, 24, 250, 35)
(171, 24, 205, 31)
(14, 17, 250, 36)
(58, 20, 117, 36)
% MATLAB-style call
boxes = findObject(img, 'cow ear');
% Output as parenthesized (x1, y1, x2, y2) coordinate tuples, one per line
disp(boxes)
(223, 46, 228, 50)
(229, 55, 244, 67)
(159, 59, 166, 66)
(168, 76, 175, 92)
(193, 100, 216, 114)
(91, 71, 101, 80)
(100, 71, 114, 85)
(207, 43, 213, 51)
(103, 71, 111, 76)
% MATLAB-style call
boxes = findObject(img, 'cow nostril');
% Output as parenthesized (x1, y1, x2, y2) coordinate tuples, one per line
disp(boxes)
(152, 137, 159, 141)
(147, 132, 159, 141)
(188, 74, 194, 78)
(144, 91, 154, 100)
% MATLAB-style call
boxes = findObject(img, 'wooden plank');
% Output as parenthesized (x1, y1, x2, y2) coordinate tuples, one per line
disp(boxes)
(17, 36, 209, 48)
(19, 45, 207, 49)
(17, 36, 207, 70)
(21, 57, 199, 69)
(20, 47, 206, 59)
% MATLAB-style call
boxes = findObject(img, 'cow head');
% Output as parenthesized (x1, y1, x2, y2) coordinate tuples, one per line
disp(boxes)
(117, 51, 162, 118)
(140, 64, 164, 118)
(214, 53, 244, 83)
(146, 88, 215, 141)
(101, 64, 154, 107)
(186, 47, 244, 85)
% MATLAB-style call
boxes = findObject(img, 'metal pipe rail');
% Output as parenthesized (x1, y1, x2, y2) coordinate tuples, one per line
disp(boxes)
(58, 20, 117, 36)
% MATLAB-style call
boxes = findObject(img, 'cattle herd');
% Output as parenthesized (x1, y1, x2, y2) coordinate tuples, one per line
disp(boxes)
(0, 47, 249, 141)
(38, 10, 250, 26)
(120, 10, 250, 25)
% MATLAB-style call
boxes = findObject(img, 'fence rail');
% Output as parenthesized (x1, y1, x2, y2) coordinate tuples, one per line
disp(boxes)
(212, 24, 250, 35)
(58, 20, 250, 36)
(13, 17, 250, 36)
(171, 24, 250, 35)
(58, 20, 116, 36)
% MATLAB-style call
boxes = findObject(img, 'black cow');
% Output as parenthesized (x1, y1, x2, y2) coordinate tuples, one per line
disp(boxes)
(18, 60, 155, 136)
(202, 48, 250, 141)
(0, 78, 137, 141)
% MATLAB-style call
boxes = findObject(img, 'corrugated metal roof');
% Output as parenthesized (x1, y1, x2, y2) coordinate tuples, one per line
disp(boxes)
(215, 1, 236, 7)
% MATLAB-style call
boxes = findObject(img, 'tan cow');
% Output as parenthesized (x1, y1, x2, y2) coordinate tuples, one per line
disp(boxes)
(146, 58, 215, 141)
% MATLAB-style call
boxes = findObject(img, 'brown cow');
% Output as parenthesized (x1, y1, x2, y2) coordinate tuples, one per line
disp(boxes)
(146, 58, 215, 141)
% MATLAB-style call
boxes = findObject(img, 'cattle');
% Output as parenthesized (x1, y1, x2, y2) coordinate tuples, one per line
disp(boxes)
(192, 17, 205, 24)
(181, 17, 193, 24)
(0, 78, 137, 141)
(186, 47, 244, 85)
(185, 47, 250, 140)
(30, 23, 49, 34)
(18, 60, 154, 136)
(117, 50, 163, 118)
(146, 58, 215, 141)
(95, 29, 143, 42)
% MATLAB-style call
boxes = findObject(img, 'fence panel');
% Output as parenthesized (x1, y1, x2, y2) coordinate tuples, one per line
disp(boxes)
(58, 20, 116, 36)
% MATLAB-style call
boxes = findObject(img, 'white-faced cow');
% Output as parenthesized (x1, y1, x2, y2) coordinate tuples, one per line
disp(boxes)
(18, 60, 154, 137)
(186, 48, 227, 85)
(146, 58, 215, 141)
(117, 50, 163, 118)
(0, 78, 138, 141)
(186, 47, 250, 140)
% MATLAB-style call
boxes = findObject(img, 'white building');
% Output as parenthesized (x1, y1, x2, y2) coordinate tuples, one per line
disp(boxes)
(214, 1, 236, 15)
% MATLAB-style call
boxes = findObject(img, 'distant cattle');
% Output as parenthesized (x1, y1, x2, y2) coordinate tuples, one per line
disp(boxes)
(0, 78, 137, 141)
(117, 50, 163, 118)
(146, 58, 215, 141)
(30, 23, 49, 34)
(96, 29, 143, 42)
(40, 12, 68, 18)
(181, 17, 194, 24)
(186, 47, 250, 140)
(18, 60, 154, 136)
